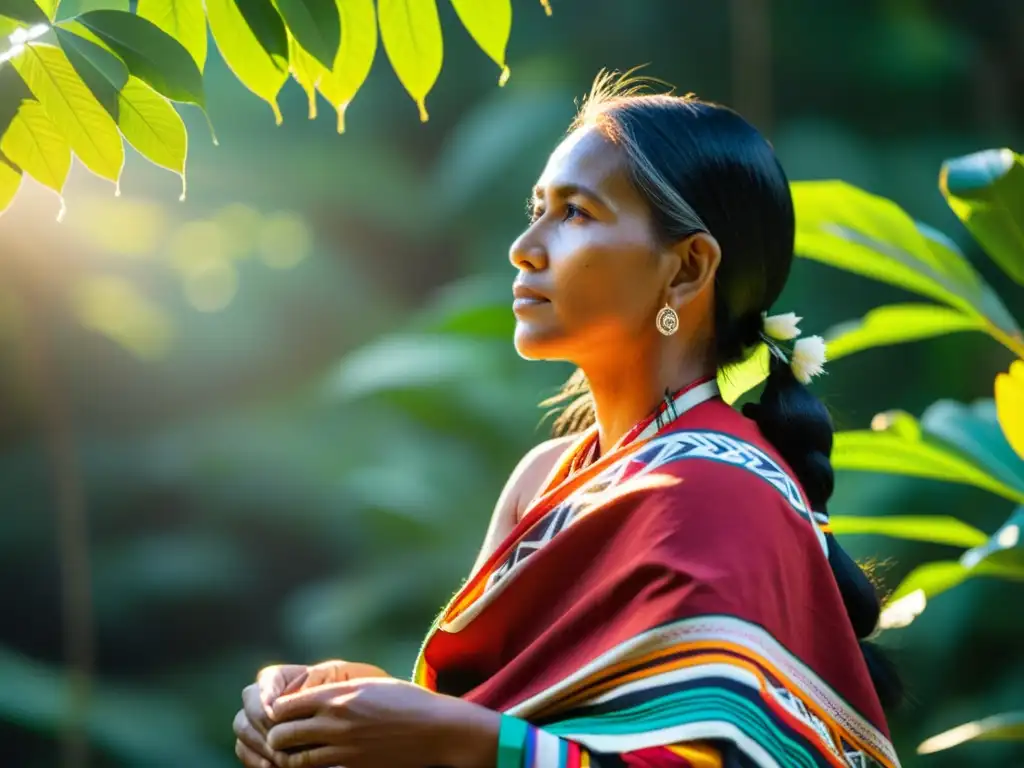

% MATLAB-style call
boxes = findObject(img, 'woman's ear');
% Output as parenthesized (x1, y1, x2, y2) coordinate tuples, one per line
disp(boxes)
(666, 232, 721, 306)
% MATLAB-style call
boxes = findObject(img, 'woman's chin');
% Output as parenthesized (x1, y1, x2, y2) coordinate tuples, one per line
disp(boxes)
(513, 325, 564, 361)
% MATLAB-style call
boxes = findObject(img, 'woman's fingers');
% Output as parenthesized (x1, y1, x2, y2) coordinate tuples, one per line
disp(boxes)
(233, 708, 278, 763)
(266, 714, 349, 752)
(235, 739, 276, 768)
(243, 683, 273, 735)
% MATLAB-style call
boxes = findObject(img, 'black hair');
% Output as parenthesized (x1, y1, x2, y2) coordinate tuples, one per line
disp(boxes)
(542, 72, 902, 710)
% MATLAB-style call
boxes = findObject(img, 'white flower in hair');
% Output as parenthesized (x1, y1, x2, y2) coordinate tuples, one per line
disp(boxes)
(762, 311, 802, 341)
(790, 336, 828, 384)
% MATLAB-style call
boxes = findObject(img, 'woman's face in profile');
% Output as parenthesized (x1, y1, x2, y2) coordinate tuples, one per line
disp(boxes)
(509, 126, 667, 363)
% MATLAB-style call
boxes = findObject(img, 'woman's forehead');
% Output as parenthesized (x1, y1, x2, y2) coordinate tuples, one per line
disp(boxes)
(535, 126, 633, 199)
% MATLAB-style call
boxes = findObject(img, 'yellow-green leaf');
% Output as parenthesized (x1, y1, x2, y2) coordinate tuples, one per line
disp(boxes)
(288, 32, 321, 119)
(0, 15, 19, 35)
(833, 428, 1024, 503)
(941, 148, 1024, 286)
(829, 515, 988, 548)
(317, 0, 376, 133)
(888, 560, 970, 603)
(792, 180, 1020, 338)
(117, 77, 186, 194)
(13, 43, 124, 185)
(274, 0, 339, 69)
(54, 25, 129, 118)
(136, 0, 207, 71)
(0, 99, 71, 195)
(918, 711, 1024, 755)
(825, 303, 986, 361)
(206, 0, 288, 123)
(450, 0, 511, 84)
(36, 0, 58, 19)
(378, 0, 442, 122)
(996, 360, 1024, 461)
(0, 160, 22, 214)
(2, 0, 47, 24)
(717, 343, 769, 404)
(54, 0, 127, 20)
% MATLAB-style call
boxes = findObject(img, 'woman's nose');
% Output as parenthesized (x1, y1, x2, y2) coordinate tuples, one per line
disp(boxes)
(509, 230, 548, 272)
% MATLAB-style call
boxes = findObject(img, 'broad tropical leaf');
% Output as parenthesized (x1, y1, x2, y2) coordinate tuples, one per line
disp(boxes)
(450, 0, 511, 84)
(0, 0, 46, 24)
(0, 14, 20, 34)
(53, 0, 127, 20)
(234, 0, 288, 60)
(829, 515, 987, 548)
(207, 0, 288, 123)
(116, 77, 186, 193)
(921, 398, 1024, 495)
(0, 99, 71, 196)
(941, 148, 1024, 286)
(12, 42, 124, 185)
(378, 0, 442, 122)
(995, 360, 1024, 460)
(288, 32, 321, 119)
(833, 415, 1024, 503)
(791, 181, 1020, 338)
(0, 160, 21, 214)
(76, 9, 205, 107)
(53, 25, 128, 118)
(918, 711, 1024, 755)
(136, 0, 207, 70)
(718, 344, 769, 405)
(274, 0, 339, 69)
(825, 303, 985, 361)
(888, 560, 969, 604)
(316, 0, 376, 133)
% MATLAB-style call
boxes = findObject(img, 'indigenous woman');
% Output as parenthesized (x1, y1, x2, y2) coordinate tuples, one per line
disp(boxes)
(233, 72, 902, 768)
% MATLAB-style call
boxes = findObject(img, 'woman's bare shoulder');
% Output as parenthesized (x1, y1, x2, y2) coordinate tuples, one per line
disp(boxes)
(510, 434, 578, 519)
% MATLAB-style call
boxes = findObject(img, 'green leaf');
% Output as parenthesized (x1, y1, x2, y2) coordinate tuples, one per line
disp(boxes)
(0, 14, 20, 34)
(889, 560, 970, 603)
(0, 0, 46, 24)
(0, 159, 21, 214)
(921, 399, 1024, 497)
(12, 42, 124, 185)
(274, 0, 339, 69)
(53, 25, 128, 118)
(207, 0, 288, 123)
(316, 0, 376, 133)
(918, 711, 1024, 755)
(450, 0, 511, 84)
(941, 148, 1024, 286)
(0, 99, 70, 196)
(833, 419, 1024, 503)
(825, 303, 986, 361)
(136, 0, 207, 71)
(829, 515, 988, 548)
(792, 180, 1020, 338)
(718, 343, 770, 405)
(960, 506, 1024, 575)
(288, 32, 321, 119)
(54, 0, 127, 21)
(76, 9, 205, 108)
(378, 0, 442, 122)
(117, 77, 186, 194)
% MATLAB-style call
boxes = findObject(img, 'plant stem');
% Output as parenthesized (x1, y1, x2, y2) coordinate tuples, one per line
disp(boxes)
(988, 325, 1024, 361)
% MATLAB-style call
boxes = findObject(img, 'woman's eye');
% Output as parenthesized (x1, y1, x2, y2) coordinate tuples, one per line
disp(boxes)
(564, 203, 590, 222)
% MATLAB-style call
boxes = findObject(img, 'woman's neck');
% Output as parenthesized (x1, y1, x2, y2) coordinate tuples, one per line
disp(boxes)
(582, 349, 713, 455)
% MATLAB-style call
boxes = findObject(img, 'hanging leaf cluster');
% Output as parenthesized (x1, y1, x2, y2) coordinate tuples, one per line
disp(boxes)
(0, 0, 526, 216)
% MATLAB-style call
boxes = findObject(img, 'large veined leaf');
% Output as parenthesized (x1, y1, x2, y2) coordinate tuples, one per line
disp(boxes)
(825, 303, 985, 361)
(0, 160, 21, 214)
(76, 9, 205, 108)
(274, 0, 339, 69)
(829, 515, 988, 548)
(450, 0, 511, 85)
(921, 398, 1024, 496)
(792, 181, 1020, 338)
(234, 0, 287, 60)
(207, 0, 288, 123)
(316, 0, 376, 133)
(941, 148, 1024, 286)
(287, 32, 321, 119)
(833, 413, 1024, 503)
(0, 99, 70, 197)
(378, 0, 442, 122)
(117, 77, 186, 194)
(136, 0, 207, 70)
(53, 25, 128, 118)
(995, 360, 1024, 460)
(918, 711, 1024, 755)
(0, 0, 47, 24)
(12, 42, 124, 185)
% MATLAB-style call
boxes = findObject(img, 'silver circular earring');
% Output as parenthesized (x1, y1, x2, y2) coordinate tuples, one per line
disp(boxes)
(656, 304, 679, 336)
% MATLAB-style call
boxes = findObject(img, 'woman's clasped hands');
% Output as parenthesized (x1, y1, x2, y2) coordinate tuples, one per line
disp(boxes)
(233, 659, 502, 768)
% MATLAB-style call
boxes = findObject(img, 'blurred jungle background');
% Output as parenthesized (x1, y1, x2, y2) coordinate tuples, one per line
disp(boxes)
(2, 0, 1024, 766)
